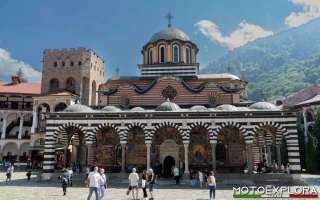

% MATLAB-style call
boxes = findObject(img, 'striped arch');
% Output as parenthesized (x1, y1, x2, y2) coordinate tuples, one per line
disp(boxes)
(212, 121, 249, 143)
(188, 121, 213, 142)
(93, 123, 125, 143)
(123, 122, 147, 143)
(53, 122, 86, 146)
(150, 121, 187, 141)
(253, 121, 286, 145)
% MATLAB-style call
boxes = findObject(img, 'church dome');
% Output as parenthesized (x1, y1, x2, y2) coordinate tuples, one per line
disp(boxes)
(190, 105, 208, 111)
(156, 99, 181, 111)
(64, 104, 93, 112)
(249, 102, 279, 111)
(102, 105, 121, 112)
(216, 104, 238, 111)
(149, 27, 190, 43)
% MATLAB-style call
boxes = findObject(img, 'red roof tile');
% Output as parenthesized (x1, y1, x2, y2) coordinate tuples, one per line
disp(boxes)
(0, 82, 41, 95)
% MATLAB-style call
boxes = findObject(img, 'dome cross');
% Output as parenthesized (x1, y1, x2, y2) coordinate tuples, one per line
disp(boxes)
(165, 12, 173, 27)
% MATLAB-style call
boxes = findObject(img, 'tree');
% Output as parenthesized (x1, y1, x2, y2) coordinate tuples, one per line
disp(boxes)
(16, 68, 28, 82)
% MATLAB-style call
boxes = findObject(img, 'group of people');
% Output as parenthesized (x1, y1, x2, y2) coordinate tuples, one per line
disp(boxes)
(128, 168, 156, 200)
(254, 160, 290, 174)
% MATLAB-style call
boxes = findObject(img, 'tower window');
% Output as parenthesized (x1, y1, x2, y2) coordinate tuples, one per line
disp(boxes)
(78, 61, 82, 66)
(49, 78, 59, 91)
(62, 61, 65, 67)
(66, 77, 76, 93)
(172, 45, 179, 63)
(147, 47, 153, 64)
(54, 62, 58, 67)
(70, 61, 74, 66)
(159, 45, 165, 63)
(185, 47, 191, 64)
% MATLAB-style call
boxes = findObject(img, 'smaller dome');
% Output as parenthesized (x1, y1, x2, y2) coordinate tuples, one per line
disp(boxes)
(102, 105, 121, 112)
(216, 104, 238, 111)
(64, 104, 93, 112)
(249, 102, 279, 110)
(131, 107, 145, 112)
(237, 107, 252, 111)
(156, 99, 181, 111)
(190, 105, 208, 111)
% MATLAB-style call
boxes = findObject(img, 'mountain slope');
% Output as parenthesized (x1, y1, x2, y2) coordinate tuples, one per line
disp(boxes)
(202, 19, 320, 101)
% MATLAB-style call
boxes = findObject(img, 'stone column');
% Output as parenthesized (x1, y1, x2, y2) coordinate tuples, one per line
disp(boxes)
(121, 143, 126, 173)
(302, 107, 308, 142)
(1, 112, 8, 139)
(31, 108, 38, 134)
(146, 143, 151, 170)
(276, 145, 281, 165)
(246, 143, 253, 174)
(183, 143, 190, 174)
(211, 142, 217, 172)
(267, 145, 272, 166)
(18, 113, 24, 139)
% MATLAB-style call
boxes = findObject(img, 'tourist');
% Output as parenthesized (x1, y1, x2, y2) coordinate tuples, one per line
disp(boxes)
(85, 166, 90, 178)
(198, 170, 204, 188)
(174, 167, 180, 185)
(60, 169, 69, 196)
(286, 163, 290, 174)
(142, 170, 148, 200)
(26, 170, 32, 181)
(87, 166, 101, 200)
(67, 167, 73, 186)
(207, 171, 216, 200)
(99, 168, 107, 200)
(280, 163, 285, 173)
(147, 168, 155, 200)
(6, 164, 14, 183)
(128, 168, 139, 200)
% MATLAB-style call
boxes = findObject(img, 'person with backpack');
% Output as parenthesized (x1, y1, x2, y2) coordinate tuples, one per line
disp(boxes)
(141, 170, 148, 200)
(207, 171, 216, 200)
(59, 169, 69, 196)
(147, 168, 155, 200)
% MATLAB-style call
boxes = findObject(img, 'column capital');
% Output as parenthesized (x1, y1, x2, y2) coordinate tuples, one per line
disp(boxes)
(145, 141, 152, 145)
(120, 141, 127, 145)
(210, 140, 217, 144)
(183, 140, 190, 145)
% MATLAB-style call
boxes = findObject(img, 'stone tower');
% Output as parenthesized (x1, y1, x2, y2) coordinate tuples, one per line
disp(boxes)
(41, 48, 104, 105)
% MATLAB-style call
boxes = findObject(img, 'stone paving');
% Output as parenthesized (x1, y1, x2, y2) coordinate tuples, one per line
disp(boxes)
(0, 172, 320, 200)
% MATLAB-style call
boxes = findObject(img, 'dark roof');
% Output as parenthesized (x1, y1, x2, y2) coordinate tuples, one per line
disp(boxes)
(283, 86, 320, 107)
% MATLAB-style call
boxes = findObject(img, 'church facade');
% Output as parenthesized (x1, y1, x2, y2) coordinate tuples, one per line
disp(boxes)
(42, 23, 301, 178)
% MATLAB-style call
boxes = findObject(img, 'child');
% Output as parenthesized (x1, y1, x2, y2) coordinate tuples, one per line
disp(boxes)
(26, 170, 32, 181)
(142, 170, 148, 200)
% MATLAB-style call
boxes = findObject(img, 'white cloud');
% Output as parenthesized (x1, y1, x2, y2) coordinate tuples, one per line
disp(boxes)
(195, 20, 273, 50)
(285, 0, 320, 28)
(0, 48, 41, 82)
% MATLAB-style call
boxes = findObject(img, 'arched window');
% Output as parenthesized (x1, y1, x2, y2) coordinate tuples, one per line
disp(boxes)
(62, 61, 65, 67)
(54, 62, 58, 67)
(70, 61, 74, 66)
(147, 47, 153, 64)
(172, 44, 179, 63)
(185, 47, 191, 64)
(78, 61, 82, 66)
(159, 45, 165, 63)
(49, 78, 59, 91)
(66, 77, 76, 93)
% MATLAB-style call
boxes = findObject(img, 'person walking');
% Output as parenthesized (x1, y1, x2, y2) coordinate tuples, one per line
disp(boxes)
(207, 171, 216, 200)
(99, 168, 107, 200)
(60, 169, 69, 196)
(147, 168, 155, 200)
(173, 167, 180, 185)
(6, 164, 14, 183)
(198, 170, 204, 188)
(142, 170, 148, 200)
(26, 170, 32, 181)
(87, 166, 102, 200)
(128, 168, 139, 200)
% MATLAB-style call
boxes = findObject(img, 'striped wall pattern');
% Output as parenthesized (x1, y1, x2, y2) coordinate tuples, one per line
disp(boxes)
(43, 114, 301, 174)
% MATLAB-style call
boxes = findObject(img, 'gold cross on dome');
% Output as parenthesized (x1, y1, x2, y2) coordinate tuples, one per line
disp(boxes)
(165, 12, 173, 27)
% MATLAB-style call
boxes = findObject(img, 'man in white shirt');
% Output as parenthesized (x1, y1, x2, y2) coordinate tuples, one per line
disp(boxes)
(128, 168, 139, 200)
(87, 166, 102, 200)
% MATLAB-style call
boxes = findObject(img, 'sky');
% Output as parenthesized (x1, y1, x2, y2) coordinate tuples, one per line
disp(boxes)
(0, 0, 320, 82)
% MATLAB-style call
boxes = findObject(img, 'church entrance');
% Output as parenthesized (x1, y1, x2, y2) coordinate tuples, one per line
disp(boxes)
(163, 156, 175, 177)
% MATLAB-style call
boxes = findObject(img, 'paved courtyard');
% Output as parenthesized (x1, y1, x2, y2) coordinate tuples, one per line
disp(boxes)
(0, 172, 234, 200)
(1, 172, 320, 200)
